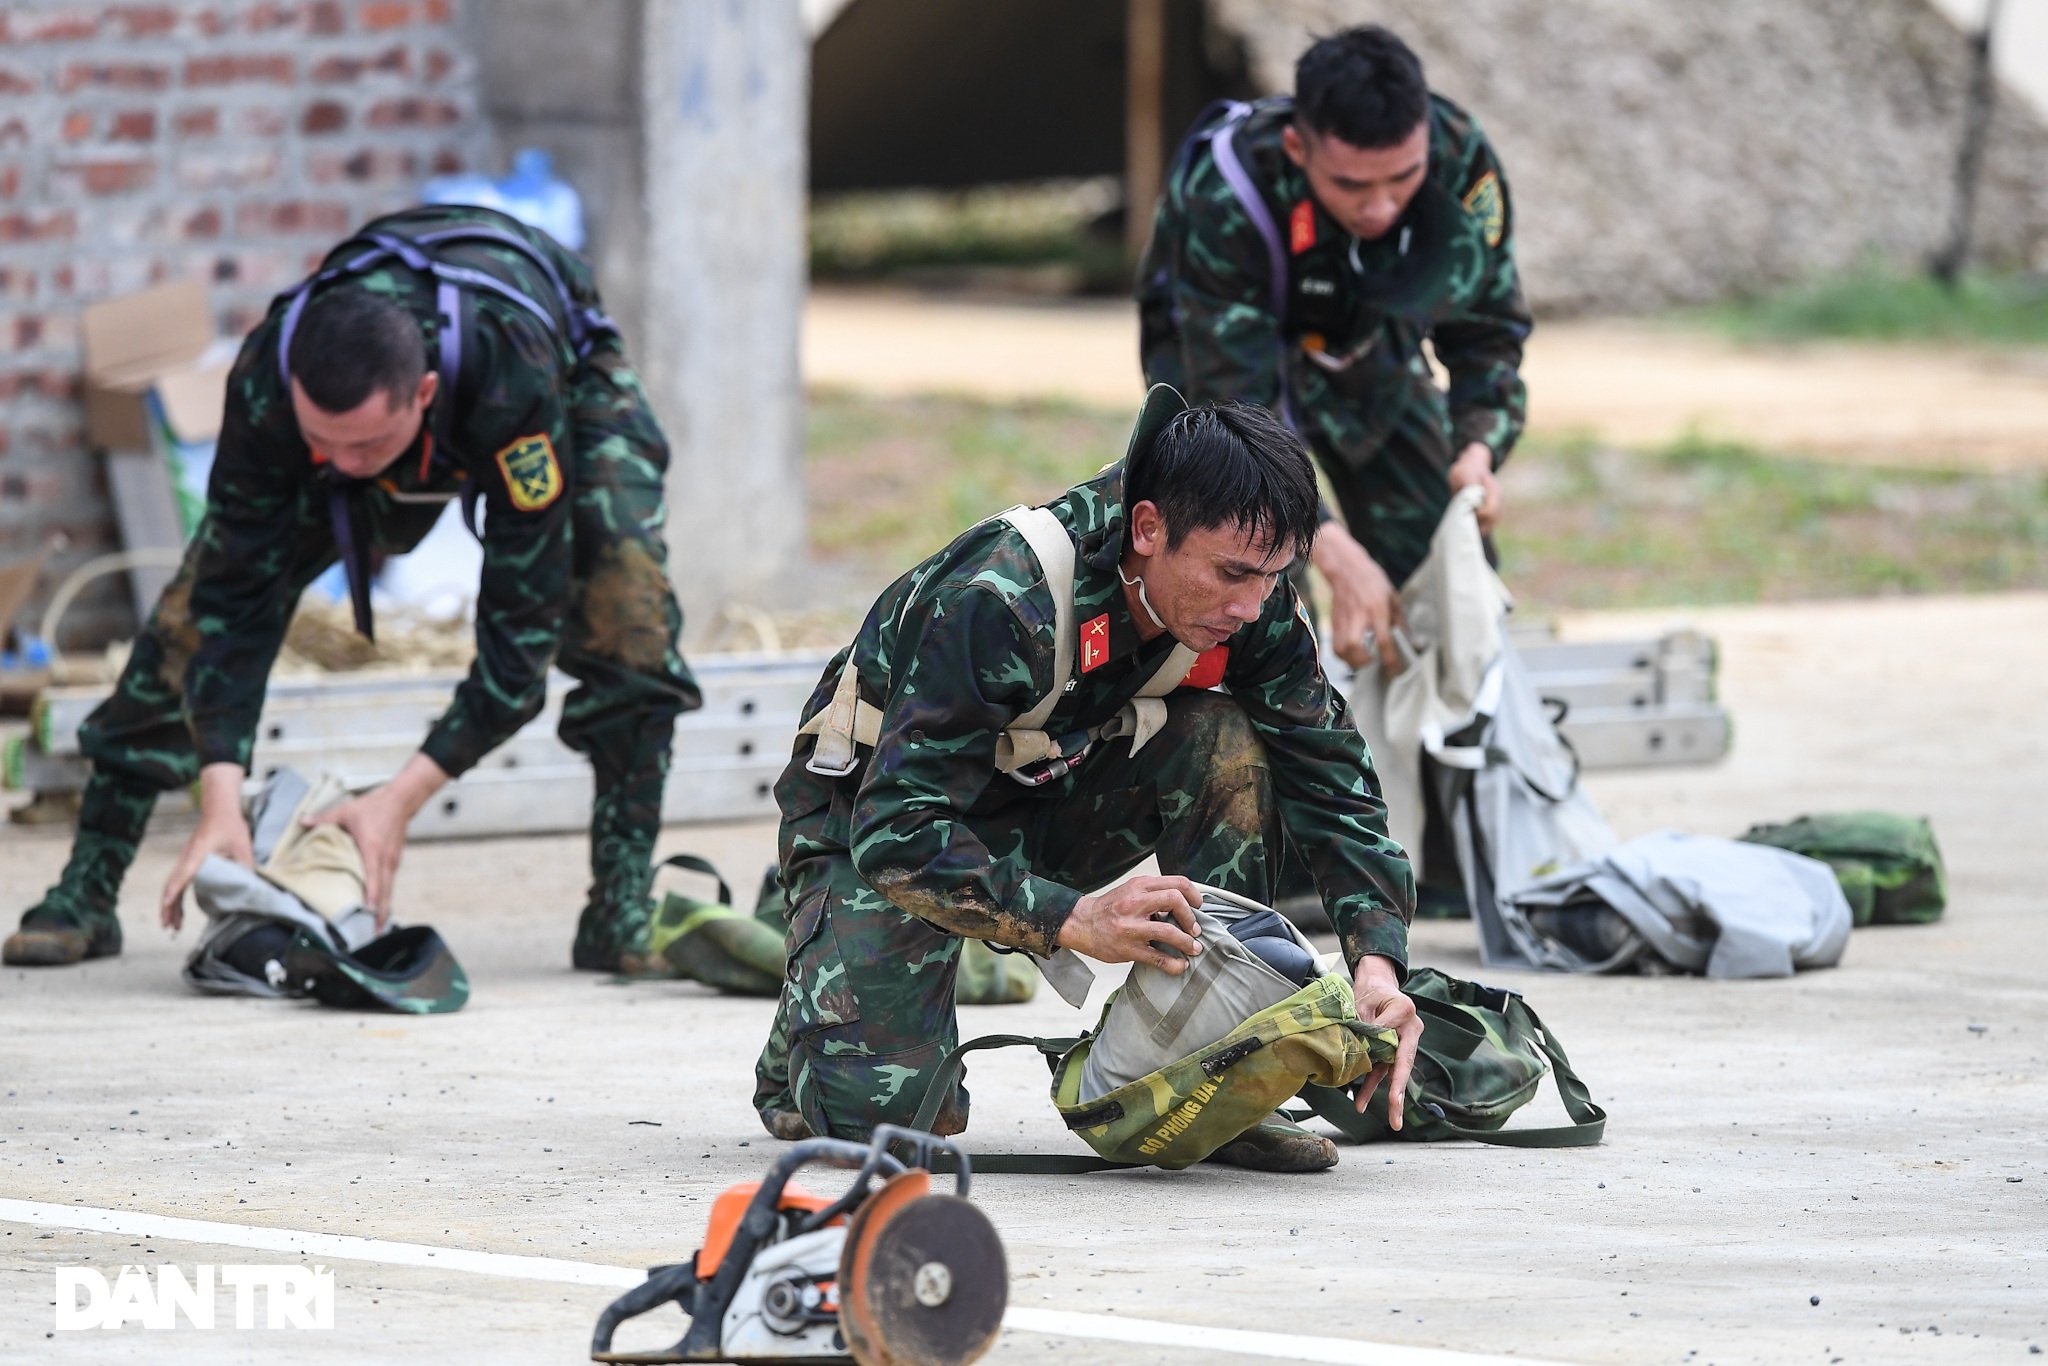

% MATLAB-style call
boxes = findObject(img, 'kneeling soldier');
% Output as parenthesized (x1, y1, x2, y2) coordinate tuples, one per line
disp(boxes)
(5, 205, 698, 973)
(754, 390, 1422, 1172)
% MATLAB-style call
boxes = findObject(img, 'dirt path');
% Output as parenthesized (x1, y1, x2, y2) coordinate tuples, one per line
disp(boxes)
(805, 287, 2048, 468)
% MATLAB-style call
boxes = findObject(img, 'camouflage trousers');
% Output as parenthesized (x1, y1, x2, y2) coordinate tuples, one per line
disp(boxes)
(753, 691, 1283, 1142)
(25, 348, 697, 967)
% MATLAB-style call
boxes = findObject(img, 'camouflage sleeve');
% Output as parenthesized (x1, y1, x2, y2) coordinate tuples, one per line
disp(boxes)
(1165, 168, 1288, 410)
(182, 348, 321, 769)
(847, 581, 1079, 955)
(1224, 585, 1417, 975)
(418, 309, 575, 778)
(1431, 142, 1532, 466)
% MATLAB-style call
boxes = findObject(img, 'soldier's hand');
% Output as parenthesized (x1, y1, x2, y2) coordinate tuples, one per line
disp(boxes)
(1312, 521, 1406, 675)
(1448, 441, 1502, 534)
(308, 752, 449, 929)
(161, 763, 255, 933)
(1057, 875, 1203, 974)
(1351, 954, 1423, 1131)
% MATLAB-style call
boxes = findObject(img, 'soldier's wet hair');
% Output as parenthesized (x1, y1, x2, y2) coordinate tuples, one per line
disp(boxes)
(1128, 400, 1319, 561)
(1294, 26, 1428, 150)
(288, 286, 428, 414)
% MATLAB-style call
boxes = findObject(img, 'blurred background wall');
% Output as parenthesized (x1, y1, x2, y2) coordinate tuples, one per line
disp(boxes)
(0, 0, 488, 644)
(4, 0, 2046, 643)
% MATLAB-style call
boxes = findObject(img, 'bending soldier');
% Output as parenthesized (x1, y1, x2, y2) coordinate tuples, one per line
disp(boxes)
(6, 205, 698, 973)
(1138, 25, 1531, 673)
(753, 390, 1421, 1172)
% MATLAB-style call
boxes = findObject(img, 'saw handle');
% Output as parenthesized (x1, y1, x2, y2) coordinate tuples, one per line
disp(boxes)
(589, 1260, 697, 1362)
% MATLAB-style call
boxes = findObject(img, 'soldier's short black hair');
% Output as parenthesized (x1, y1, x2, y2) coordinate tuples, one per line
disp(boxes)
(288, 285, 427, 414)
(1294, 26, 1428, 150)
(1128, 400, 1319, 563)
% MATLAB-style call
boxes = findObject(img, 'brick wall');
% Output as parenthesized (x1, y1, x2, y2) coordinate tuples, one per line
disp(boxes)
(0, 1, 486, 646)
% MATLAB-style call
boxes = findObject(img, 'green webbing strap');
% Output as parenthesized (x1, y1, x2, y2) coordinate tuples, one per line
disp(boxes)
(1298, 997, 1607, 1149)
(905, 1033, 1144, 1175)
(654, 853, 732, 908)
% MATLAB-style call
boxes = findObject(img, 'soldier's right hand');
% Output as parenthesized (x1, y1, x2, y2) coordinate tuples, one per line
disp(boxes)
(1311, 521, 1406, 675)
(1057, 875, 1203, 974)
(160, 763, 255, 933)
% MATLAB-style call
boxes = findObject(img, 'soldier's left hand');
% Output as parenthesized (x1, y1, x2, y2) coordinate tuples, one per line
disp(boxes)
(1351, 954, 1423, 1130)
(308, 752, 451, 928)
(1448, 442, 1502, 533)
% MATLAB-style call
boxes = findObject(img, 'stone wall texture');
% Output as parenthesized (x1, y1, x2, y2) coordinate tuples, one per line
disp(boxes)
(0, 0, 485, 641)
(1210, 0, 2048, 312)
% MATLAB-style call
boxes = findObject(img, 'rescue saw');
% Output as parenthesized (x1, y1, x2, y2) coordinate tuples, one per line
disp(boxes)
(591, 1125, 1006, 1366)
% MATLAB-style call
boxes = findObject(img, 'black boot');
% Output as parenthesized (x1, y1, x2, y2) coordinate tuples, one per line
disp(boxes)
(4, 774, 155, 966)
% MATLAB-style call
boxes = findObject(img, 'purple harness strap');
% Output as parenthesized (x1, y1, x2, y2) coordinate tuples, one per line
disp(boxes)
(1208, 104, 1289, 321)
(277, 214, 605, 637)
(1205, 103, 1298, 431)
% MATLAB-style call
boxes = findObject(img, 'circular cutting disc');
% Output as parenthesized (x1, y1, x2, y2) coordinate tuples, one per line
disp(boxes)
(839, 1175, 1007, 1366)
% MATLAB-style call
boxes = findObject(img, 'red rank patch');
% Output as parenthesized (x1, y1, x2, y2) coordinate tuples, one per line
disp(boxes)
(1290, 200, 1316, 255)
(1080, 613, 1111, 672)
(1180, 647, 1228, 690)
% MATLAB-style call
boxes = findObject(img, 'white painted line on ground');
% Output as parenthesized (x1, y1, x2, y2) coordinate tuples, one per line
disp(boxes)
(1001, 1307, 1569, 1366)
(0, 1198, 637, 1289)
(1, 1199, 1571, 1366)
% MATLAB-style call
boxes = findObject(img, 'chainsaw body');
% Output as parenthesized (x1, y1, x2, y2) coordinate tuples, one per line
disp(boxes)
(592, 1126, 1006, 1366)
(719, 1225, 845, 1360)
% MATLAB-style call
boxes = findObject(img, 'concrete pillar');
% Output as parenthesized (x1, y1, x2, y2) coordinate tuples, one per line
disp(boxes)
(639, 0, 810, 637)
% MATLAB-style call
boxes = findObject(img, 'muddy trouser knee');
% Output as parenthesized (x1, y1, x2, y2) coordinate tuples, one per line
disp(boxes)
(554, 348, 699, 960)
(754, 692, 1281, 1139)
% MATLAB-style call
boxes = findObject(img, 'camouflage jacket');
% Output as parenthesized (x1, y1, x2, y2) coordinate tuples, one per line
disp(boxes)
(1137, 93, 1531, 472)
(184, 205, 614, 779)
(777, 465, 1416, 971)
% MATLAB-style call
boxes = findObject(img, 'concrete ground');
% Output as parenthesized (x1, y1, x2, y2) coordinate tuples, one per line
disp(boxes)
(804, 287, 2048, 468)
(2, 590, 2045, 1364)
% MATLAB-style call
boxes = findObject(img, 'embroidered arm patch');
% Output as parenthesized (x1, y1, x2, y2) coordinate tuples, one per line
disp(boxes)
(1462, 171, 1504, 248)
(495, 433, 562, 511)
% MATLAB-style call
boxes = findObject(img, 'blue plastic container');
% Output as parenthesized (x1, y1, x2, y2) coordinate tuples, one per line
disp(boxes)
(421, 147, 586, 251)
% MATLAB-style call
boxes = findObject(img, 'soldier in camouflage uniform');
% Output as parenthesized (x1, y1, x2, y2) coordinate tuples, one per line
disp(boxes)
(753, 391, 1421, 1172)
(1137, 25, 1530, 674)
(4, 204, 698, 972)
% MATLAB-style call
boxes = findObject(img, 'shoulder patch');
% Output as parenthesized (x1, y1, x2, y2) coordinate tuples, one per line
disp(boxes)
(1080, 614, 1111, 673)
(1290, 199, 1317, 255)
(494, 433, 562, 512)
(1462, 170, 1504, 248)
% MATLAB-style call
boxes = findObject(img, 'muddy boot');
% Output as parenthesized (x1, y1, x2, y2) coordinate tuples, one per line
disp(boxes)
(3, 777, 151, 967)
(571, 896, 671, 975)
(571, 845, 669, 975)
(1202, 1112, 1340, 1173)
(570, 750, 674, 973)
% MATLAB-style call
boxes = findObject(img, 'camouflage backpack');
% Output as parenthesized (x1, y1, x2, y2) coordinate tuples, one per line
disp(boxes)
(912, 971, 1399, 1173)
(1292, 968, 1605, 1148)
(1738, 812, 1946, 927)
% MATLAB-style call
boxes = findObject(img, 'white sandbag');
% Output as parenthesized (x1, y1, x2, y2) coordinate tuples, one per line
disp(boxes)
(1449, 639, 1620, 968)
(1076, 886, 1338, 1102)
(1508, 831, 1852, 978)
(1348, 483, 1513, 872)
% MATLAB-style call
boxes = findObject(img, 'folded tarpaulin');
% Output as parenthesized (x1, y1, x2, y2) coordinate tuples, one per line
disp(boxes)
(1506, 830, 1852, 979)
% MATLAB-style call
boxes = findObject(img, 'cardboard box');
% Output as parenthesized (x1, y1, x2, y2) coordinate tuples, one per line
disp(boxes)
(79, 280, 233, 453)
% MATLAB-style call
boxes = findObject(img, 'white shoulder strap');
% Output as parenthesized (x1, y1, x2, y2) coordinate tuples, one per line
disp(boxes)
(996, 505, 1077, 732)
(1136, 641, 1201, 699)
